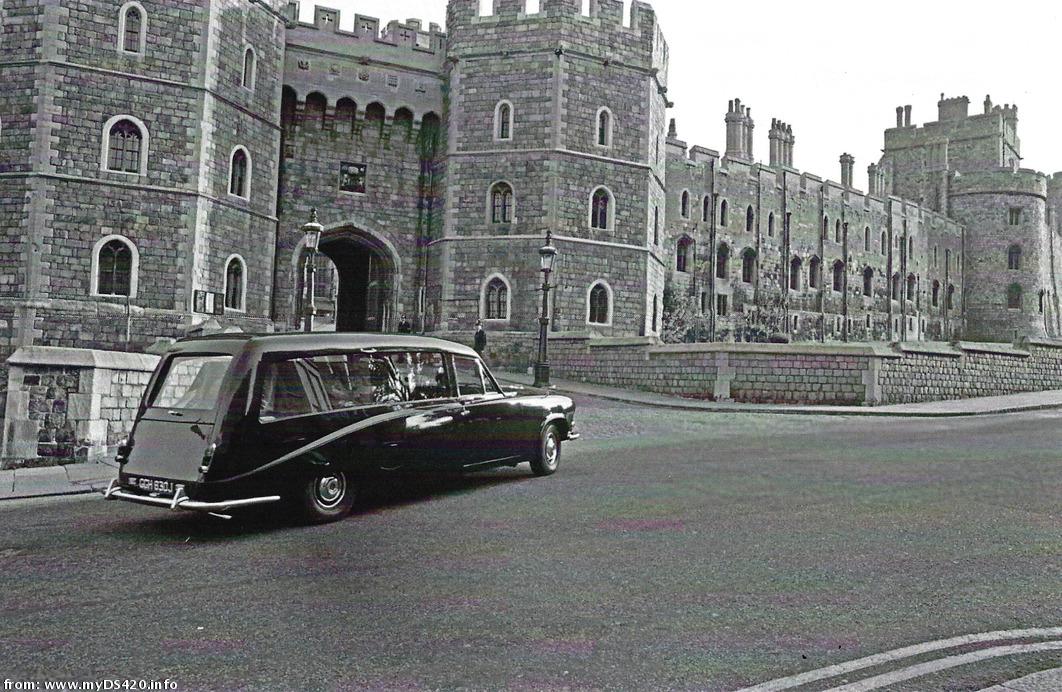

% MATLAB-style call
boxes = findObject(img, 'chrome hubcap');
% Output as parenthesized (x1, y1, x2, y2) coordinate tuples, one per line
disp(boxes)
(544, 434, 558, 469)
(314, 473, 346, 509)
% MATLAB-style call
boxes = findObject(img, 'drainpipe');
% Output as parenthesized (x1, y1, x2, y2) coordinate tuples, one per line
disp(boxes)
(842, 216, 849, 343)
(781, 173, 790, 335)
(887, 202, 894, 341)
(708, 160, 717, 342)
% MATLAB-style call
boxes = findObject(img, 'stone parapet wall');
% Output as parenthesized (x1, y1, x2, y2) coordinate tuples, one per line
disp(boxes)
(1, 347, 159, 469)
(474, 333, 1062, 406)
(878, 339, 1062, 403)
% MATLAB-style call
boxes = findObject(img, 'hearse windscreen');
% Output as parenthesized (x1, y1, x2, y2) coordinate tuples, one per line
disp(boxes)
(149, 355, 233, 411)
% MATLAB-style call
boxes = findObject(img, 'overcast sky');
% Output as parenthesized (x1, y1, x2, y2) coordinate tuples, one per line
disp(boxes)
(296, 0, 1062, 185)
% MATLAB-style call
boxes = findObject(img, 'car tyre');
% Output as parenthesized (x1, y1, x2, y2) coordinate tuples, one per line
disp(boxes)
(298, 468, 355, 523)
(530, 423, 561, 477)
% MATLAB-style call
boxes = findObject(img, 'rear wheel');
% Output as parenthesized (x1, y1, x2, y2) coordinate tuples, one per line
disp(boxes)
(530, 423, 561, 477)
(297, 468, 355, 523)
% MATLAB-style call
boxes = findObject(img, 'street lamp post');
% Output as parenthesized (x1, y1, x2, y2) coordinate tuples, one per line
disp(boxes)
(534, 230, 558, 388)
(302, 208, 324, 334)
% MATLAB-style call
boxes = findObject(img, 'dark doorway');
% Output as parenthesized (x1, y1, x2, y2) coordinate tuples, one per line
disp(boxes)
(318, 231, 395, 333)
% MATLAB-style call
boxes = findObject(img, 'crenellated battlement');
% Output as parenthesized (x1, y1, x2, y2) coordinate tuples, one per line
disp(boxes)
(449, 0, 655, 29)
(445, 0, 667, 74)
(283, 3, 447, 55)
(950, 168, 1048, 198)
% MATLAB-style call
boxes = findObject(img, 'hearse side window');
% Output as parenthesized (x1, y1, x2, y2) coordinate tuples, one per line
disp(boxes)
(454, 356, 486, 396)
(151, 355, 232, 410)
(386, 351, 453, 401)
(258, 353, 404, 422)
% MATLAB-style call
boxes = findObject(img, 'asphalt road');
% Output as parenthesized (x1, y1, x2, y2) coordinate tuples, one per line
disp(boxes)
(1, 396, 1060, 691)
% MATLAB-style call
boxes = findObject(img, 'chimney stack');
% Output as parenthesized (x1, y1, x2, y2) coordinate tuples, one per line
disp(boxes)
(668, 118, 677, 139)
(867, 163, 887, 196)
(745, 109, 755, 161)
(769, 119, 795, 168)
(840, 153, 855, 188)
(896, 106, 904, 128)
(725, 98, 753, 161)
(984, 94, 993, 114)
(904, 105, 912, 127)
(785, 123, 794, 167)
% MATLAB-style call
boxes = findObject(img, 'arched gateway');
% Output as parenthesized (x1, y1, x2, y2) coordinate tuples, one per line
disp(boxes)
(296, 223, 400, 333)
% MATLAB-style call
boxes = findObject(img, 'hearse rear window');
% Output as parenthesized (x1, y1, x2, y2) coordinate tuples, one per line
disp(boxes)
(151, 355, 232, 411)
(258, 353, 404, 421)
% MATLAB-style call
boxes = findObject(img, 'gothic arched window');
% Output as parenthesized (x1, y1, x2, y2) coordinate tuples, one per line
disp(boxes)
(597, 108, 612, 147)
(808, 256, 821, 289)
(790, 257, 803, 291)
(588, 282, 611, 325)
(483, 276, 510, 320)
(119, 3, 146, 55)
(590, 187, 612, 230)
(716, 243, 730, 279)
(490, 182, 514, 224)
(495, 101, 513, 141)
(742, 249, 757, 284)
(105, 118, 145, 174)
(676, 237, 693, 273)
(229, 147, 250, 198)
(242, 47, 256, 89)
(225, 256, 245, 311)
(833, 261, 845, 292)
(95, 237, 135, 297)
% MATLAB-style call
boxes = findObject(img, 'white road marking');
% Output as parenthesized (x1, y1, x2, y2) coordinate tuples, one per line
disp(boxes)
(824, 640, 1062, 691)
(737, 627, 1062, 692)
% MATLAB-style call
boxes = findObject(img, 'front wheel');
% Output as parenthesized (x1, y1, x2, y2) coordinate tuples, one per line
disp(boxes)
(297, 468, 355, 523)
(530, 423, 561, 477)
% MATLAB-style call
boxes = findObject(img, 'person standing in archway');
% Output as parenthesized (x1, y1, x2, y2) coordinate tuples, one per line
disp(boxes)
(474, 320, 487, 356)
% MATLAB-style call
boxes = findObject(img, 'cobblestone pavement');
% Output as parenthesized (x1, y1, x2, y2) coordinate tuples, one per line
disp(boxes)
(0, 396, 1059, 690)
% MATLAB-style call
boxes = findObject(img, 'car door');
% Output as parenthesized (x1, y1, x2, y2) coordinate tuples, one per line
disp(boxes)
(450, 354, 519, 468)
(383, 351, 464, 470)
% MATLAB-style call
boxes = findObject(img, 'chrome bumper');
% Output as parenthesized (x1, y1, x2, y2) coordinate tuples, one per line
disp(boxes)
(103, 479, 281, 518)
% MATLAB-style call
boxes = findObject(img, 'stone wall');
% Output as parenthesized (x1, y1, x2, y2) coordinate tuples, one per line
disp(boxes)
(1, 347, 158, 469)
(507, 334, 1062, 406)
(878, 340, 1062, 403)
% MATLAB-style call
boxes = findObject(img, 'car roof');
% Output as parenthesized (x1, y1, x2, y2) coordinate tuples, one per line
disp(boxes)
(169, 332, 481, 359)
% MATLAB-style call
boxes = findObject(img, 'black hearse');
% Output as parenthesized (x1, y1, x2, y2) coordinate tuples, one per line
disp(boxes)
(104, 333, 578, 523)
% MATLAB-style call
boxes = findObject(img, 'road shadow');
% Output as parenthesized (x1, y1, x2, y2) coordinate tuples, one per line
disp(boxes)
(101, 468, 532, 541)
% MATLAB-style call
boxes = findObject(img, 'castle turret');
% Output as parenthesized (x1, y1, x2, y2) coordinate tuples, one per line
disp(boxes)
(441, 0, 670, 337)
(949, 170, 1050, 341)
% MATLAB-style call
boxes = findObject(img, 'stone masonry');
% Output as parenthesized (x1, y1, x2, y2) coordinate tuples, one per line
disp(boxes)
(5, 1, 1062, 464)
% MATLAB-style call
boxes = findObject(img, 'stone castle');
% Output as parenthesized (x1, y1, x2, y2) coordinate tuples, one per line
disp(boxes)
(2, 0, 1062, 369)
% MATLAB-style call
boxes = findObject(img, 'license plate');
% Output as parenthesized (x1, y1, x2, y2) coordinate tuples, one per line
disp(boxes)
(129, 477, 175, 496)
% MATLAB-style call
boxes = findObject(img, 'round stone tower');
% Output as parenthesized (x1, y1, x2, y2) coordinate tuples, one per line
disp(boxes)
(949, 169, 1050, 341)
